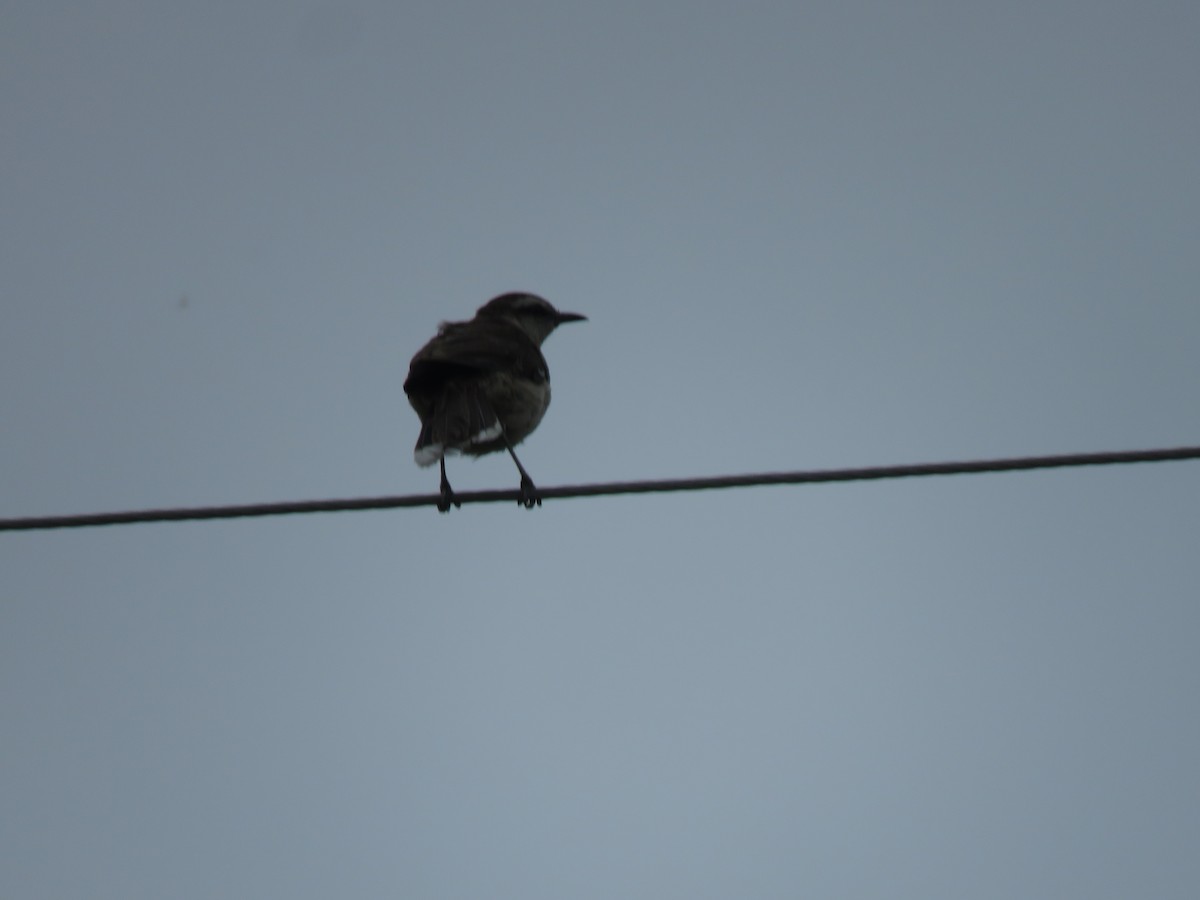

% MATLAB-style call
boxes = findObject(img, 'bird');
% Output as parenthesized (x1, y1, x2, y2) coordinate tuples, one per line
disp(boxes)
(403, 292, 587, 511)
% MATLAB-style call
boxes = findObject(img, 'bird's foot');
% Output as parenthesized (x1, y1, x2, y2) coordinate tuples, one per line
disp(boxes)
(517, 474, 541, 509)
(438, 473, 461, 514)
(437, 487, 461, 513)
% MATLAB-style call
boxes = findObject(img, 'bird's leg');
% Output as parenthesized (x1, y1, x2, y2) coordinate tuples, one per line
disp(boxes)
(503, 437, 541, 509)
(438, 457, 460, 513)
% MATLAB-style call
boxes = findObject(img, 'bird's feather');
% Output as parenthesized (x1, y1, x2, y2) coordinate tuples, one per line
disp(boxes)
(411, 379, 504, 466)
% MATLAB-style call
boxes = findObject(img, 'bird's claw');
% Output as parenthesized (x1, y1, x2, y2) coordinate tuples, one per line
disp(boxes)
(518, 475, 541, 509)
(437, 482, 460, 514)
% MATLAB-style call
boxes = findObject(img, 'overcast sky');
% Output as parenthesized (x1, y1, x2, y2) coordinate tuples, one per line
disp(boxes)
(3, 2, 1199, 898)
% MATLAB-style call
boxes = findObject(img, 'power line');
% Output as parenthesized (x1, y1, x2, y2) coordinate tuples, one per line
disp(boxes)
(2, 445, 1198, 533)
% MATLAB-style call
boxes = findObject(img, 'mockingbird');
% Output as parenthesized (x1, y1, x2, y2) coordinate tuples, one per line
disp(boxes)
(404, 292, 586, 511)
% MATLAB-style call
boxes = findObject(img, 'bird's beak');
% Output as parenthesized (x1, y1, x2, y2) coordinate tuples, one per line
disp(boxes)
(556, 311, 587, 324)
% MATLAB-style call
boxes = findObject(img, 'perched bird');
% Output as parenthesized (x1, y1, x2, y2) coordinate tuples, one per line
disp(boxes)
(403, 292, 587, 511)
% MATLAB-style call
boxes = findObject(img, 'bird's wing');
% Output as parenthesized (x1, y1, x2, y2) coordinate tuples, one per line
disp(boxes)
(403, 321, 546, 396)
(410, 322, 516, 371)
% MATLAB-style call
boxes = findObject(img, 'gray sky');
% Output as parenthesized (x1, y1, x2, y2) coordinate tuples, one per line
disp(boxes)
(3, 2, 1199, 897)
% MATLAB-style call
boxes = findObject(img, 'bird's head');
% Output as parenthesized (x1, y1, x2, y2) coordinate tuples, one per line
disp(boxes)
(475, 292, 587, 345)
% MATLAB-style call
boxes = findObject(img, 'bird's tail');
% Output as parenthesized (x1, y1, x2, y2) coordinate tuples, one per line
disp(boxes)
(413, 382, 503, 467)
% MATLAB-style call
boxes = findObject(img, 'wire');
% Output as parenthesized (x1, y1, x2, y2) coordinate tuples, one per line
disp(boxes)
(1, 445, 1198, 532)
